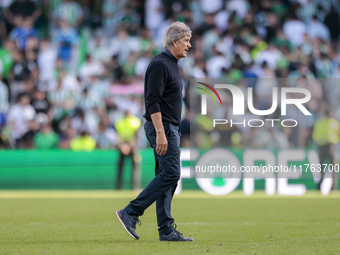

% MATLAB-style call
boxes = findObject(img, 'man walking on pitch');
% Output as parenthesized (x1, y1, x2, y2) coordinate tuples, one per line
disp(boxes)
(116, 22, 193, 242)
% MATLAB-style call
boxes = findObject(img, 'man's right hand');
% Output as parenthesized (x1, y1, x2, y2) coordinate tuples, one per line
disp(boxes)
(156, 132, 168, 156)
(151, 112, 168, 156)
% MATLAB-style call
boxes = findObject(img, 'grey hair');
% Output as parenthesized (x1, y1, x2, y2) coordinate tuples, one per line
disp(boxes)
(163, 21, 192, 49)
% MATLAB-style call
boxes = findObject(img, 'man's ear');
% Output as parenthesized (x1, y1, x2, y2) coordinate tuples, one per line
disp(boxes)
(173, 41, 177, 47)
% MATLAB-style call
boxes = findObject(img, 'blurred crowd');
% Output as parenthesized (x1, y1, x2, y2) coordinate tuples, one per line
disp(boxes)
(0, 0, 340, 150)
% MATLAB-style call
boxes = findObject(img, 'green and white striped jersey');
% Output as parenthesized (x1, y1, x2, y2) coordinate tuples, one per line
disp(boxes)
(53, 2, 83, 27)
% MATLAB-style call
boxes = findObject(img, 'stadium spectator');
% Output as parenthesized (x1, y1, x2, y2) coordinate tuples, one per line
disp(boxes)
(19, 118, 37, 148)
(287, 62, 315, 86)
(87, 75, 109, 100)
(25, 51, 38, 74)
(58, 115, 75, 149)
(7, 93, 35, 148)
(70, 108, 89, 135)
(5, 0, 41, 29)
(30, 88, 50, 115)
(37, 39, 57, 83)
(78, 55, 104, 83)
(102, 0, 121, 37)
(110, 27, 140, 64)
(70, 130, 96, 151)
(324, 7, 340, 44)
(113, 6, 141, 35)
(255, 43, 282, 70)
(76, 87, 105, 113)
(10, 50, 30, 101)
(226, 0, 249, 19)
(0, 79, 9, 141)
(115, 110, 141, 190)
(206, 49, 230, 78)
(107, 55, 126, 83)
(191, 60, 206, 78)
(0, 39, 15, 82)
(9, 16, 39, 51)
(59, 69, 79, 93)
(296, 0, 316, 24)
(53, 0, 83, 28)
(312, 109, 339, 190)
(283, 14, 307, 47)
(0, 78, 9, 114)
(145, 0, 164, 37)
(201, 0, 223, 14)
(23, 78, 36, 98)
(134, 51, 152, 78)
(53, 19, 79, 66)
(307, 15, 330, 41)
(254, 63, 278, 110)
(94, 119, 117, 149)
(34, 122, 59, 149)
(138, 28, 153, 53)
(88, 37, 111, 64)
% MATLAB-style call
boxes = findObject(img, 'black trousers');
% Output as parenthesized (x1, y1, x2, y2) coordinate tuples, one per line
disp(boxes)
(125, 121, 181, 236)
(116, 143, 138, 190)
(318, 143, 337, 190)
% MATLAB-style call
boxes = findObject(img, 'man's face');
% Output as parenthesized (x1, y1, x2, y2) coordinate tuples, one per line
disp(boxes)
(174, 35, 191, 59)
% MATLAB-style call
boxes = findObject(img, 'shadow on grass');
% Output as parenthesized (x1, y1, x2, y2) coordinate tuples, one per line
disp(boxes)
(2, 238, 198, 245)
(1, 239, 162, 244)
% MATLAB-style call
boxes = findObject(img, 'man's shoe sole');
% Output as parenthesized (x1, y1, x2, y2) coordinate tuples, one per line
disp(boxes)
(115, 211, 138, 240)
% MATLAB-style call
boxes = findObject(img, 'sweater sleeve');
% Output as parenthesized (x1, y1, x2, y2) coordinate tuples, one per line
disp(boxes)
(145, 62, 167, 115)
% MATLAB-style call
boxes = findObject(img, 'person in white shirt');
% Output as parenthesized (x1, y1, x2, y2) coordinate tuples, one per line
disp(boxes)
(191, 60, 206, 78)
(283, 15, 307, 47)
(88, 37, 111, 64)
(7, 93, 36, 147)
(60, 69, 79, 94)
(226, 0, 250, 18)
(110, 28, 140, 64)
(37, 39, 57, 83)
(206, 50, 231, 78)
(307, 15, 331, 41)
(134, 51, 152, 77)
(78, 55, 104, 84)
(255, 43, 282, 70)
(145, 0, 165, 38)
(200, 0, 223, 14)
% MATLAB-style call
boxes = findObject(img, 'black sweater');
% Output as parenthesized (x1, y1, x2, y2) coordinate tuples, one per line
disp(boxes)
(143, 50, 183, 126)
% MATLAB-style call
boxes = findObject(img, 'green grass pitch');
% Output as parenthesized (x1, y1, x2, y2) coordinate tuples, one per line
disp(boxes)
(0, 190, 339, 254)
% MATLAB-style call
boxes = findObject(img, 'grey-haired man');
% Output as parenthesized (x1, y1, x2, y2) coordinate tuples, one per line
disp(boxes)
(116, 22, 193, 242)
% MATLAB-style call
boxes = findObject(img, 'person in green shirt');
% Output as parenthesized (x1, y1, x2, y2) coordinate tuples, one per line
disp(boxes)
(0, 39, 14, 80)
(270, 29, 294, 52)
(34, 123, 59, 149)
